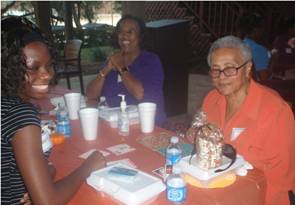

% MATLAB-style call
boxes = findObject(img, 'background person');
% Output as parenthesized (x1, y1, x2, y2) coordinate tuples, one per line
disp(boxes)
(202, 35, 295, 205)
(272, 16, 295, 78)
(237, 13, 273, 81)
(1, 16, 106, 205)
(86, 15, 166, 125)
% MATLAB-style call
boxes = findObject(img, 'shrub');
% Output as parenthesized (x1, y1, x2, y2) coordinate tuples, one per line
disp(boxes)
(81, 46, 117, 63)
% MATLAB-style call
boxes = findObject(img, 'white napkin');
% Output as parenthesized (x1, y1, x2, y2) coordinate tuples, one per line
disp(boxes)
(41, 120, 56, 153)
(236, 161, 253, 176)
(50, 96, 65, 107)
(79, 149, 110, 159)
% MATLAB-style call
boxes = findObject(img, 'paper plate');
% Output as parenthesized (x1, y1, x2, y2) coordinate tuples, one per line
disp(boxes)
(178, 154, 245, 187)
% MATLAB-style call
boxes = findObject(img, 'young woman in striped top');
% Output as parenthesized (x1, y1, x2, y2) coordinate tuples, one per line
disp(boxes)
(1, 16, 106, 205)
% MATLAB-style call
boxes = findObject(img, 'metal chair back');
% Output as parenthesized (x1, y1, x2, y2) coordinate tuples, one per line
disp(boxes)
(56, 39, 85, 94)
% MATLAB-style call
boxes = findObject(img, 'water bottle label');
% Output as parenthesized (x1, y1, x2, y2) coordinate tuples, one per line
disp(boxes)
(167, 185, 186, 203)
(166, 153, 181, 165)
(57, 110, 68, 121)
(57, 121, 71, 137)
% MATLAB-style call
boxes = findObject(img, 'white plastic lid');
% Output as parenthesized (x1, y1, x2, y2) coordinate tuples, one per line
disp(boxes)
(100, 96, 106, 102)
(170, 136, 179, 144)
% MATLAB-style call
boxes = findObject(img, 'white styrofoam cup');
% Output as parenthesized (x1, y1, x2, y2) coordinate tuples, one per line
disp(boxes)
(64, 92, 81, 120)
(79, 108, 99, 141)
(138, 102, 157, 133)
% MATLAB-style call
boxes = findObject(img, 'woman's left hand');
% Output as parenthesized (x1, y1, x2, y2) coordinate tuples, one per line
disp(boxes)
(109, 51, 125, 71)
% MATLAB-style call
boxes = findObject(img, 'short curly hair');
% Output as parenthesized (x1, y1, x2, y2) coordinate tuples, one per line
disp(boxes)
(116, 15, 146, 38)
(115, 14, 146, 48)
(207, 35, 252, 67)
(1, 16, 54, 99)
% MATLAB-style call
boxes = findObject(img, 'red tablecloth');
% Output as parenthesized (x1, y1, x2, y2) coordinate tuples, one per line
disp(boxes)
(49, 122, 266, 205)
(42, 85, 266, 205)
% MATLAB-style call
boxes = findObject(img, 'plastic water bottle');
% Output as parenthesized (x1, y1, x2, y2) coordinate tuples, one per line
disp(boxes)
(56, 104, 71, 137)
(166, 166, 187, 204)
(97, 96, 108, 117)
(165, 136, 182, 180)
(166, 136, 182, 166)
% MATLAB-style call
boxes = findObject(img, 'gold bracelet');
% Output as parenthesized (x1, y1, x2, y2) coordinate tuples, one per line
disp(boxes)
(98, 70, 105, 78)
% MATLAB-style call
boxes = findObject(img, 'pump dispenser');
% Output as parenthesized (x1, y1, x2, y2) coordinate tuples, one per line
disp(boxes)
(118, 94, 127, 112)
(118, 94, 129, 136)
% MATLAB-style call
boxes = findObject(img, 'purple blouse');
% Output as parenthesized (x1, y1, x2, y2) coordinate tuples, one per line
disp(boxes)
(101, 50, 166, 124)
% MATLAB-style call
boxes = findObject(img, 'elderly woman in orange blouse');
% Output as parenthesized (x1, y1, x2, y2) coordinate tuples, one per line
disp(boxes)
(199, 35, 295, 205)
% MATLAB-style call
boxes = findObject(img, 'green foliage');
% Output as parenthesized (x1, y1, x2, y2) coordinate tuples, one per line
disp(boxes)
(52, 25, 115, 49)
(80, 1, 103, 23)
(81, 46, 116, 63)
(83, 25, 115, 47)
(113, 1, 122, 12)
(1, 1, 35, 19)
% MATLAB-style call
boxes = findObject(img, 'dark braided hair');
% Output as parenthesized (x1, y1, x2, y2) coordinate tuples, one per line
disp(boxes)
(1, 16, 55, 99)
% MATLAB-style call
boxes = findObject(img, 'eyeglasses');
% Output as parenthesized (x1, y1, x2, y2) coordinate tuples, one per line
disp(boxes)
(209, 61, 249, 78)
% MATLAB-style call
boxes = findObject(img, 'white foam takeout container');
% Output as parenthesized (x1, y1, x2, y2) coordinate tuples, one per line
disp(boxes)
(179, 154, 246, 187)
(99, 105, 140, 128)
(87, 163, 166, 205)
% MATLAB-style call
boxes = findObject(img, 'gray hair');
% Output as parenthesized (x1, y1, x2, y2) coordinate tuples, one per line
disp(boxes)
(207, 35, 252, 66)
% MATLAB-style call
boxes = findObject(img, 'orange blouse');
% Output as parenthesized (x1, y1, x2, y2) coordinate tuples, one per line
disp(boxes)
(203, 79, 295, 205)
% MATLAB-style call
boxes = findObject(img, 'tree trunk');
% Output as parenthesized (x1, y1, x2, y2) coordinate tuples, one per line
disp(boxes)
(64, 2, 74, 40)
(33, 1, 53, 42)
(73, 2, 82, 30)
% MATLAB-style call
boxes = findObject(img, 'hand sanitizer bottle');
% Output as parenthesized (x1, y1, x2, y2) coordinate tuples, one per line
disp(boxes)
(117, 94, 129, 136)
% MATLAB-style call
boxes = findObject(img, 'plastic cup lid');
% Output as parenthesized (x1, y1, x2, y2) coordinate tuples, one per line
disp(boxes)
(100, 96, 106, 101)
(170, 136, 179, 144)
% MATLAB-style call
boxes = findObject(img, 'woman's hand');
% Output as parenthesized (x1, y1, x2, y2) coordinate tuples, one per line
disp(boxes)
(84, 150, 106, 173)
(108, 51, 125, 71)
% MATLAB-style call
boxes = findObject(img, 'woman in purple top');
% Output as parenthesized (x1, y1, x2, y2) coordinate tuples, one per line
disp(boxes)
(87, 15, 166, 125)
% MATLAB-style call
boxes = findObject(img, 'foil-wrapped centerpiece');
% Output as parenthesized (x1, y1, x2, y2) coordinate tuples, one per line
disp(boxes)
(195, 123, 224, 169)
(187, 109, 224, 170)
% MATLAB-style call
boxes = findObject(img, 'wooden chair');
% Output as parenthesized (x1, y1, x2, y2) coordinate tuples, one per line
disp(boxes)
(55, 39, 85, 94)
